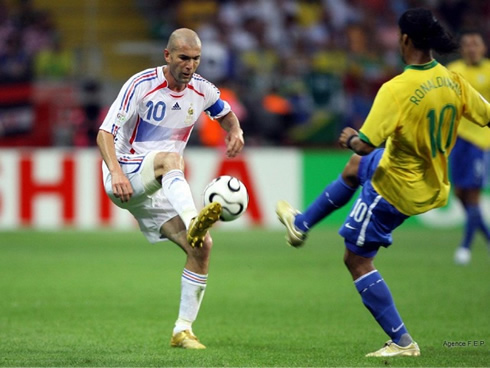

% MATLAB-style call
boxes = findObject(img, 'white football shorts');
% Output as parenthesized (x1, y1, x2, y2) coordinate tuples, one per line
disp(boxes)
(102, 151, 179, 243)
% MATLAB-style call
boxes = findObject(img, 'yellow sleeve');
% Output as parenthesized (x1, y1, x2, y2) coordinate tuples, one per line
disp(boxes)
(458, 73, 490, 128)
(359, 83, 400, 147)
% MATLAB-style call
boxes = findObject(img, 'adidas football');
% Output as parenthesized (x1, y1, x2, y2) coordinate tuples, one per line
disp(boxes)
(203, 175, 249, 222)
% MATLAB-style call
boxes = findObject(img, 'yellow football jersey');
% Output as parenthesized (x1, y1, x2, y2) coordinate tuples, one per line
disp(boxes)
(359, 60, 490, 216)
(447, 58, 490, 149)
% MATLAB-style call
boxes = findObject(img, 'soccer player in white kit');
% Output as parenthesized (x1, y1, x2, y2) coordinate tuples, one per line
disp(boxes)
(96, 28, 244, 349)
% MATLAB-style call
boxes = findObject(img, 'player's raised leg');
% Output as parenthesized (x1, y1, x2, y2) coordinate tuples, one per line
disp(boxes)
(276, 154, 361, 247)
(156, 153, 198, 229)
(295, 155, 360, 232)
(153, 152, 222, 248)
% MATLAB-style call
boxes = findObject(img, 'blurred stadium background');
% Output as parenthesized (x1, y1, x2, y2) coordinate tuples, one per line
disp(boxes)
(0, 0, 489, 231)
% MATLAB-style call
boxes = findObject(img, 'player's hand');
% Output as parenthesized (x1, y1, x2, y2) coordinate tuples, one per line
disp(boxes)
(339, 127, 359, 149)
(225, 127, 244, 158)
(111, 171, 133, 203)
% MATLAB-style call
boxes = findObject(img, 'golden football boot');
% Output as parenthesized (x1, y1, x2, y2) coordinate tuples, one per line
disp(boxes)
(170, 330, 206, 349)
(187, 202, 222, 248)
(366, 340, 420, 357)
(276, 200, 307, 247)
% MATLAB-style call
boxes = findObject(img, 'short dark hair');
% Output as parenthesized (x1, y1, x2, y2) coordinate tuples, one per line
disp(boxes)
(398, 8, 459, 54)
(458, 29, 485, 42)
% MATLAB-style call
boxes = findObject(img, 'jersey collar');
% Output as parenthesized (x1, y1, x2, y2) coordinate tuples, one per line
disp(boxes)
(161, 65, 189, 94)
(404, 59, 438, 71)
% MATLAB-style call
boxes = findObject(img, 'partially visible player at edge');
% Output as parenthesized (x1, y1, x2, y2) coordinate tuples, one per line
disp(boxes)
(97, 28, 244, 349)
(447, 30, 490, 265)
(277, 8, 490, 357)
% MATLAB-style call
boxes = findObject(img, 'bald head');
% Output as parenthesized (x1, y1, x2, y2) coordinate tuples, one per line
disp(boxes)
(167, 28, 201, 52)
(163, 28, 202, 90)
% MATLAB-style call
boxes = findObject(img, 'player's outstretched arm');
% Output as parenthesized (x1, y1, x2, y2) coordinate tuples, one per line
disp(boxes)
(217, 111, 244, 158)
(456, 74, 490, 129)
(96, 129, 133, 202)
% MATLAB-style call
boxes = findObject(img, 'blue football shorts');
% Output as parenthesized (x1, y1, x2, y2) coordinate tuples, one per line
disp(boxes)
(339, 149, 409, 258)
(450, 137, 488, 189)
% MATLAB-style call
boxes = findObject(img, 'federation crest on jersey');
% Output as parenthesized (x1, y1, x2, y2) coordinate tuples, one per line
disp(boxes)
(185, 104, 194, 124)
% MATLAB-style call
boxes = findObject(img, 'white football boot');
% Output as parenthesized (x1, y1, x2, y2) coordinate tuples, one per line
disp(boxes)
(454, 247, 471, 265)
(276, 200, 307, 247)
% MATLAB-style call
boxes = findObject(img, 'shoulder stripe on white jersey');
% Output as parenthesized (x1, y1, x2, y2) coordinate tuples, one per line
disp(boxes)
(187, 83, 205, 97)
(143, 80, 168, 99)
(192, 73, 217, 89)
(119, 69, 158, 112)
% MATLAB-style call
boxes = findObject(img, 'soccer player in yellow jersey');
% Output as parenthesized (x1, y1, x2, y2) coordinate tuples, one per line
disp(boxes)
(447, 31, 490, 265)
(277, 8, 490, 357)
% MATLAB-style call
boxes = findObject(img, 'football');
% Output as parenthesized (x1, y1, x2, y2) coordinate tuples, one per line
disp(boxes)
(203, 175, 249, 222)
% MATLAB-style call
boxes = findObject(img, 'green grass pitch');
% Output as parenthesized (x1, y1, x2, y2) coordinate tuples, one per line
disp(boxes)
(0, 228, 489, 367)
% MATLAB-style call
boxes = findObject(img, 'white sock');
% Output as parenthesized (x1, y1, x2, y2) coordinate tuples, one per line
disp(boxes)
(173, 269, 207, 335)
(161, 170, 198, 229)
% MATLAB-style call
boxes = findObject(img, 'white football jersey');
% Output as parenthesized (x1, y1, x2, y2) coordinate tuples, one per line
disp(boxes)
(99, 66, 231, 156)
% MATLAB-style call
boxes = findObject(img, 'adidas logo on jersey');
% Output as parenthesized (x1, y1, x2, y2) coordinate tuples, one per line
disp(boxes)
(172, 102, 181, 110)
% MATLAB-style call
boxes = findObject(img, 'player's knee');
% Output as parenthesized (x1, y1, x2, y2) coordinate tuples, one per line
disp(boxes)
(342, 154, 361, 188)
(154, 152, 184, 177)
(343, 251, 354, 270)
(343, 249, 373, 280)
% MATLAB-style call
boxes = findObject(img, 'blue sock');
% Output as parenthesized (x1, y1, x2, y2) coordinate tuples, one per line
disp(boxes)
(294, 176, 357, 232)
(476, 207, 490, 241)
(461, 205, 482, 250)
(355, 270, 408, 345)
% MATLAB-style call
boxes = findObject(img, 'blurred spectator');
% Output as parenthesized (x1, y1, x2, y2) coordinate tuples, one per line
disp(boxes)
(322, 0, 362, 32)
(260, 85, 294, 144)
(198, 81, 247, 147)
(342, 22, 389, 130)
(1, 1, 60, 83)
(437, 0, 469, 33)
(306, 49, 346, 110)
(34, 35, 75, 81)
(11, 0, 41, 31)
(0, 32, 31, 83)
(176, 0, 217, 29)
(22, 10, 57, 57)
(0, 0, 15, 51)
(198, 38, 232, 82)
(73, 79, 103, 147)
